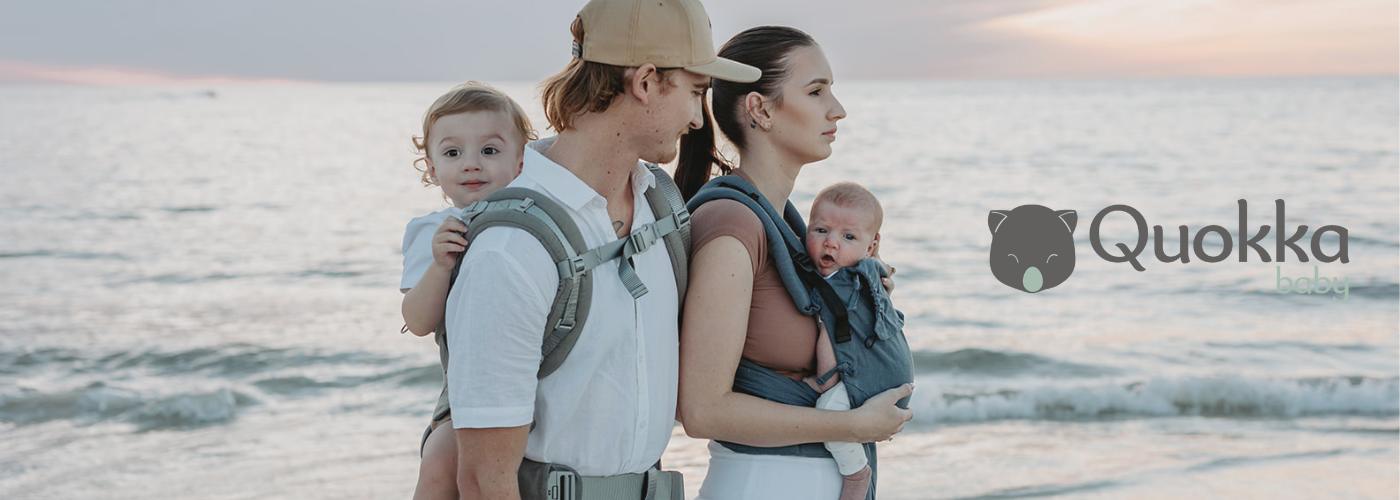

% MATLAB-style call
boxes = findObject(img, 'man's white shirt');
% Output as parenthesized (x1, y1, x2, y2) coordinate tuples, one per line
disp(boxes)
(445, 137, 679, 476)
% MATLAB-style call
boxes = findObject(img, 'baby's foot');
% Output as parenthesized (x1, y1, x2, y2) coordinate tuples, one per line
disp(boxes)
(838, 465, 872, 500)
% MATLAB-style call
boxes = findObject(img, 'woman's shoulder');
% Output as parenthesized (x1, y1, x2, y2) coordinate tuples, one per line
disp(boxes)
(689, 198, 766, 270)
(691, 198, 762, 231)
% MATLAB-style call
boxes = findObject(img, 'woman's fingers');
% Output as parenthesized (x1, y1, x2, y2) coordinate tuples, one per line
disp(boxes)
(894, 383, 914, 400)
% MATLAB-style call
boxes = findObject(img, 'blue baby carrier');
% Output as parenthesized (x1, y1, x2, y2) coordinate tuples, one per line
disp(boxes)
(686, 175, 914, 500)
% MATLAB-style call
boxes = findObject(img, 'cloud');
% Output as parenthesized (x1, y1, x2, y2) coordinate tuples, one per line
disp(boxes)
(0, 0, 1393, 83)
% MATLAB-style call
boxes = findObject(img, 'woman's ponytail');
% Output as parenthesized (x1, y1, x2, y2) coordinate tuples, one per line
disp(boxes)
(674, 98, 731, 200)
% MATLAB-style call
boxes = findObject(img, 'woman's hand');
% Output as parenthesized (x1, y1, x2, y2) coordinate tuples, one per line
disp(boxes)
(849, 383, 914, 443)
(431, 217, 469, 270)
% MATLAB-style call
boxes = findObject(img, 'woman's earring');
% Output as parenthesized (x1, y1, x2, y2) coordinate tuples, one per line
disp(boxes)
(750, 120, 757, 129)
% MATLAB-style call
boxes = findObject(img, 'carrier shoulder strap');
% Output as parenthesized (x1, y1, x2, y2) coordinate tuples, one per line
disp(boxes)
(685, 175, 852, 343)
(641, 163, 691, 309)
(453, 187, 595, 379)
(444, 175, 691, 379)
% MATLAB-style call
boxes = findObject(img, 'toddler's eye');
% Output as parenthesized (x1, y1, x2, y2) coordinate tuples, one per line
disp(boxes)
(443, 148, 460, 158)
(813, 227, 828, 234)
(843, 233, 856, 241)
(481, 146, 500, 155)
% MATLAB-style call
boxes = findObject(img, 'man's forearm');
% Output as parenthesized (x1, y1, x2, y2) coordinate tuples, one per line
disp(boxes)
(455, 425, 530, 500)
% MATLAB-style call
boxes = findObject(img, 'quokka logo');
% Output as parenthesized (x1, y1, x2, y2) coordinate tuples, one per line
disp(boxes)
(987, 200, 1351, 298)
(987, 205, 1078, 293)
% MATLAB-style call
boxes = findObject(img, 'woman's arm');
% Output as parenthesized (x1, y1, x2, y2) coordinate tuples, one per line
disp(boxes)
(678, 236, 912, 447)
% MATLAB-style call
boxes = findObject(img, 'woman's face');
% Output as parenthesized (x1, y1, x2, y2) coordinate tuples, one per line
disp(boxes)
(766, 45, 846, 165)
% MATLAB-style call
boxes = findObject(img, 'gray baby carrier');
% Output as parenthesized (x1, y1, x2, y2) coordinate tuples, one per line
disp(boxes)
(430, 163, 690, 500)
(686, 174, 914, 500)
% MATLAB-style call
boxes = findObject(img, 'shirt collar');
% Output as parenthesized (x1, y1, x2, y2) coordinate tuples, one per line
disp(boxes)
(523, 136, 657, 211)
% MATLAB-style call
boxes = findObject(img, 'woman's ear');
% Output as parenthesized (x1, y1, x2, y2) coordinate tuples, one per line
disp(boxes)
(743, 91, 773, 129)
(626, 64, 660, 104)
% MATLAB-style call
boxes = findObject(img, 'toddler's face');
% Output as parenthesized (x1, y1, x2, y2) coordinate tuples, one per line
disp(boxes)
(426, 111, 525, 207)
(806, 201, 879, 276)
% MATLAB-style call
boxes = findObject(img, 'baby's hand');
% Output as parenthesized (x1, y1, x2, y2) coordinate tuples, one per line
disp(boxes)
(431, 217, 469, 270)
(875, 258, 896, 294)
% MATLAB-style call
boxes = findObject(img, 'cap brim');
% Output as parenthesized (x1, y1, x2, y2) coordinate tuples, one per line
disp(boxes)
(686, 57, 760, 83)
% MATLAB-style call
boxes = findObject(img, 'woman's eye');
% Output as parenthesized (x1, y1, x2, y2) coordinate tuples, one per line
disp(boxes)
(809, 88, 823, 96)
(481, 146, 500, 155)
(443, 148, 459, 158)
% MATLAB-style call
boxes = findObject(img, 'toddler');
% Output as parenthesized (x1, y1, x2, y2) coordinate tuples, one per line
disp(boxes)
(399, 81, 535, 500)
(804, 181, 890, 500)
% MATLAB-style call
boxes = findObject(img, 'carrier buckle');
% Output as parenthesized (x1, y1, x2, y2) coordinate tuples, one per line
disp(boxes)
(546, 469, 578, 500)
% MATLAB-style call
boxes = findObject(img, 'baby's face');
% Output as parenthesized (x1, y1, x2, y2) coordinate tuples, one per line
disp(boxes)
(426, 110, 525, 207)
(806, 201, 879, 276)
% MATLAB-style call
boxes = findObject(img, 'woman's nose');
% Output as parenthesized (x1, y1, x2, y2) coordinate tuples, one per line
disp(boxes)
(829, 94, 847, 122)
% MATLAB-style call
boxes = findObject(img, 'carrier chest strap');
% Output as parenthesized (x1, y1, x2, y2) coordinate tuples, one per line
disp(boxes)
(558, 209, 689, 299)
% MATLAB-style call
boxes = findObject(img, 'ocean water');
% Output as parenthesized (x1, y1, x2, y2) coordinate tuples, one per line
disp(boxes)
(0, 77, 1396, 499)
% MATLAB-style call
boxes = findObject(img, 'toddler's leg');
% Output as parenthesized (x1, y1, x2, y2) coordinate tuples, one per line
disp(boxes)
(817, 383, 872, 500)
(413, 419, 459, 500)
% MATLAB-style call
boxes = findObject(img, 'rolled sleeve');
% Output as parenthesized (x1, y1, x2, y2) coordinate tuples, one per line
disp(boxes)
(446, 228, 557, 429)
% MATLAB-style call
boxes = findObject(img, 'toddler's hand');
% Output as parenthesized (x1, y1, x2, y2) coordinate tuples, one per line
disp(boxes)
(431, 217, 469, 271)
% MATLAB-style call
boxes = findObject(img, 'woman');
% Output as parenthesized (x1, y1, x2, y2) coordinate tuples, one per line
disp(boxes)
(675, 26, 914, 499)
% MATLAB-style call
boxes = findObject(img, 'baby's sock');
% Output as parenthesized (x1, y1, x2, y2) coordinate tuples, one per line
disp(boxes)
(838, 465, 872, 500)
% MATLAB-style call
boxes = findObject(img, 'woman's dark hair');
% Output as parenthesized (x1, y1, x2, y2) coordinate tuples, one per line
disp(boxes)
(674, 26, 817, 200)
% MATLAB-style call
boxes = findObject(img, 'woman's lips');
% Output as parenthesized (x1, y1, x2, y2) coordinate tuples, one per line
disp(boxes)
(822, 129, 837, 140)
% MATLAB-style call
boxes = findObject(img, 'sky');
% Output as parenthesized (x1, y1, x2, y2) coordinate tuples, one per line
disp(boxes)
(0, 0, 1395, 84)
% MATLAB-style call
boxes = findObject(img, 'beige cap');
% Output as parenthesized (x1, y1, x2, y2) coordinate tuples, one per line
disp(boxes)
(574, 0, 760, 83)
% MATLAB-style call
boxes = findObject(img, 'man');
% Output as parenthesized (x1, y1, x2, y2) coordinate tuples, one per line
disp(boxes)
(444, 0, 759, 498)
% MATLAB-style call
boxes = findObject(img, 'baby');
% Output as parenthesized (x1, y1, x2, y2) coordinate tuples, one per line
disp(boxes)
(399, 81, 535, 500)
(804, 181, 889, 500)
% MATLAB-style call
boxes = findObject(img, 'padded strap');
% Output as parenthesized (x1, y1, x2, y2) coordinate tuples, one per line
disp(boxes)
(458, 188, 594, 379)
(686, 177, 853, 343)
(643, 164, 691, 307)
